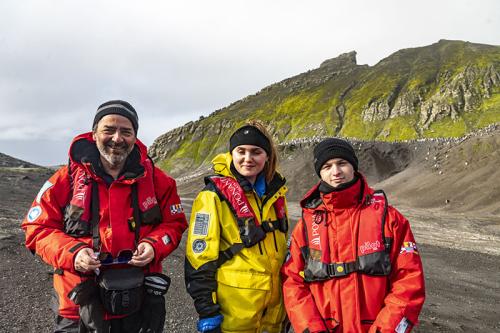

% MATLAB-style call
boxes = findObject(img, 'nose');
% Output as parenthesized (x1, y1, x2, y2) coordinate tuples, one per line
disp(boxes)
(330, 165, 341, 176)
(111, 131, 124, 143)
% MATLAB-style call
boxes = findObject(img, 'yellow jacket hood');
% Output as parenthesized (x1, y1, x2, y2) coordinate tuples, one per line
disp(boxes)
(211, 152, 234, 178)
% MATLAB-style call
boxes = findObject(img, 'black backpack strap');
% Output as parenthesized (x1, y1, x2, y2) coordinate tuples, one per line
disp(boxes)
(373, 190, 391, 251)
(131, 182, 142, 247)
(90, 180, 100, 251)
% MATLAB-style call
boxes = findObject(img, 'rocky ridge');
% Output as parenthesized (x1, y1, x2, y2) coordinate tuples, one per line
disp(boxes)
(150, 40, 500, 176)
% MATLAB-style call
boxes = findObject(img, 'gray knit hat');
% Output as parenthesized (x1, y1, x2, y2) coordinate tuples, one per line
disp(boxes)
(93, 100, 138, 134)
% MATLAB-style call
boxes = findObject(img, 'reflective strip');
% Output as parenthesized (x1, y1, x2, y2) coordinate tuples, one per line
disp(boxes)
(96, 104, 136, 118)
(143, 237, 157, 243)
(145, 277, 168, 290)
(395, 317, 409, 333)
(69, 242, 88, 253)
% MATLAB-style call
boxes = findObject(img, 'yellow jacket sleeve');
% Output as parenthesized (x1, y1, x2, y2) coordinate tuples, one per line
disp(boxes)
(185, 189, 223, 318)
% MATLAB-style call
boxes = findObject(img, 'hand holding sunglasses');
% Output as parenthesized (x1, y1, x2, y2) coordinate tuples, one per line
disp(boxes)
(74, 248, 101, 273)
(128, 242, 155, 267)
(97, 249, 134, 266)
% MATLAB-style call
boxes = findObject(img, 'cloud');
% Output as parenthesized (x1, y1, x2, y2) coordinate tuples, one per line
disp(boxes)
(0, 0, 498, 165)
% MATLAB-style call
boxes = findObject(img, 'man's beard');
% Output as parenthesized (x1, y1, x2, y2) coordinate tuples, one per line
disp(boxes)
(96, 140, 133, 168)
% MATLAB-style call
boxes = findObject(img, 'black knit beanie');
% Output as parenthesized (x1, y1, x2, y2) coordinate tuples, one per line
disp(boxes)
(93, 100, 139, 134)
(313, 138, 358, 176)
(229, 125, 271, 154)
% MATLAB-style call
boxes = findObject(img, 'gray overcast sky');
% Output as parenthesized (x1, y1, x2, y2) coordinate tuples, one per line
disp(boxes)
(0, 0, 498, 166)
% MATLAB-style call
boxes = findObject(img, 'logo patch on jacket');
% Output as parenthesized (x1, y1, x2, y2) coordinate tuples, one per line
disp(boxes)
(27, 206, 43, 222)
(162, 234, 171, 245)
(400, 241, 419, 255)
(192, 239, 207, 253)
(193, 212, 210, 236)
(170, 203, 184, 215)
(359, 240, 382, 254)
(142, 196, 158, 211)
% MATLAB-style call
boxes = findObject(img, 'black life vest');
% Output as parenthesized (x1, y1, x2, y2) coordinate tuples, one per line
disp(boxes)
(302, 190, 392, 282)
(63, 157, 162, 250)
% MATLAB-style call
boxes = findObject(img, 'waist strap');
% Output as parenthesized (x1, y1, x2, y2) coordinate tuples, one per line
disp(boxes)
(326, 261, 358, 277)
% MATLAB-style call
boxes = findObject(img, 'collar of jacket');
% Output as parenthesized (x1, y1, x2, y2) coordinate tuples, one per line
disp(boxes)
(68, 132, 149, 183)
(211, 152, 287, 198)
(300, 172, 373, 210)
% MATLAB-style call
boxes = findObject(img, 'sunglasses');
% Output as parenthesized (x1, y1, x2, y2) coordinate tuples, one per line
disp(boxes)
(97, 249, 134, 265)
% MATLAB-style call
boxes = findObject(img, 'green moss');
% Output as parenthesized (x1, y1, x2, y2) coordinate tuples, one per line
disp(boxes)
(154, 40, 500, 175)
(377, 116, 419, 141)
(340, 107, 383, 139)
(423, 117, 467, 138)
(473, 92, 500, 128)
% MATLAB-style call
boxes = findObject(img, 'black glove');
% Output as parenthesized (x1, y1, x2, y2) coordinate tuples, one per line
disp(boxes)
(136, 273, 171, 333)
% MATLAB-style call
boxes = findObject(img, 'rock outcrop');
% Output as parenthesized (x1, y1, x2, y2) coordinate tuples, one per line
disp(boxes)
(150, 40, 500, 176)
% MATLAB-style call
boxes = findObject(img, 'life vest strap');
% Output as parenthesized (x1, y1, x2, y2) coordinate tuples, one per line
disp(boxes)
(90, 180, 100, 251)
(261, 220, 280, 232)
(326, 261, 358, 277)
(216, 243, 245, 267)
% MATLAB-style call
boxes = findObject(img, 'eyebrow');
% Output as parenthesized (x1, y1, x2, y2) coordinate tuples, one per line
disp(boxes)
(104, 125, 132, 131)
(102, 125, 133, 132)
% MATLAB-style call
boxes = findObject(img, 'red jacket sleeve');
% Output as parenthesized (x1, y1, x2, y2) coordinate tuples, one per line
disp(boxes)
(371, 207, 426, 333)
(282, 220, 328, 333)
(21, 167, 90, 272)
(140, 167, 188, 265)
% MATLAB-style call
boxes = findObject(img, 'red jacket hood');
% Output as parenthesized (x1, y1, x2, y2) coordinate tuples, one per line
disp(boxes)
(68, 132, 150, 180)
(300, 173, 374, 209)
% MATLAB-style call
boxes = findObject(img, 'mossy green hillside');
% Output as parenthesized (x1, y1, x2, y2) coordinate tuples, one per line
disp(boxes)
(152, 40, 500, 174)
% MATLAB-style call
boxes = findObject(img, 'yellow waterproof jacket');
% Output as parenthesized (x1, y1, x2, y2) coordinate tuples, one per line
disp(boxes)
(185, 153, 289, 333)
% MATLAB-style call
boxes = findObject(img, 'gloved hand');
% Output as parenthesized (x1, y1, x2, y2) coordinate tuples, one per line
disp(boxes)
(197, 314, 223, 332)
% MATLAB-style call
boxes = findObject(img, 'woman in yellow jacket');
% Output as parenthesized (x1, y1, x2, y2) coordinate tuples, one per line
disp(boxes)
(185, 121, 289, 333)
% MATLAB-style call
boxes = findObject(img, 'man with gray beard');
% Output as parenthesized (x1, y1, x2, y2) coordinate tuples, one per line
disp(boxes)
(22, 100, 188, 332)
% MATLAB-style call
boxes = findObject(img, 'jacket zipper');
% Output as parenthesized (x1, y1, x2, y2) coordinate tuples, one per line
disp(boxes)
(253, 192, 265, 255)
(272, 231, 278, 252)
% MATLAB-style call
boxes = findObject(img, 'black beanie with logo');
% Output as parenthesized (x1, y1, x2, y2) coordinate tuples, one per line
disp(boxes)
(229, 125, 271, 154)
(313, 138, 358, 176)
(93, 100, 139, 134)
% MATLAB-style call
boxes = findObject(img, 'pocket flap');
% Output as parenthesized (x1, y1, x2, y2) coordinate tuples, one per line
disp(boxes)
(98, 267, 144, 290)
(217, 269, 271, 290)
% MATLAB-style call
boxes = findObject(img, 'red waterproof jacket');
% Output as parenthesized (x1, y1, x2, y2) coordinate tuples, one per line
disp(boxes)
(22, 132, 188, 319)
(282, 175, 425, 333)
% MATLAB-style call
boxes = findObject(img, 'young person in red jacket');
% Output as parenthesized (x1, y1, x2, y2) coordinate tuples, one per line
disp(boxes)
(22, 100, 187, 332)
(282, 138, 425, 333)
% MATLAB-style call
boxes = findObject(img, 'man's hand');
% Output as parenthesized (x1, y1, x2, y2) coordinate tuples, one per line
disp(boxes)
(74, 248, 100, 273)
(128, 242, 154, 267)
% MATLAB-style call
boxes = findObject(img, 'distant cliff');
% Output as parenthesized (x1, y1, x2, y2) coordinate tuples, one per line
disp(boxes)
(149, 40, 500, 175)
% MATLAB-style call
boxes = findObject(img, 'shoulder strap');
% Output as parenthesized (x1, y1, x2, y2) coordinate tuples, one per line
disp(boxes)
(372, 190, 391, 251)
(90, 180, 100, 251)
(81, 168, 145, 251)
(131, 182, 142, 247)
(205, 175, 256, 220)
